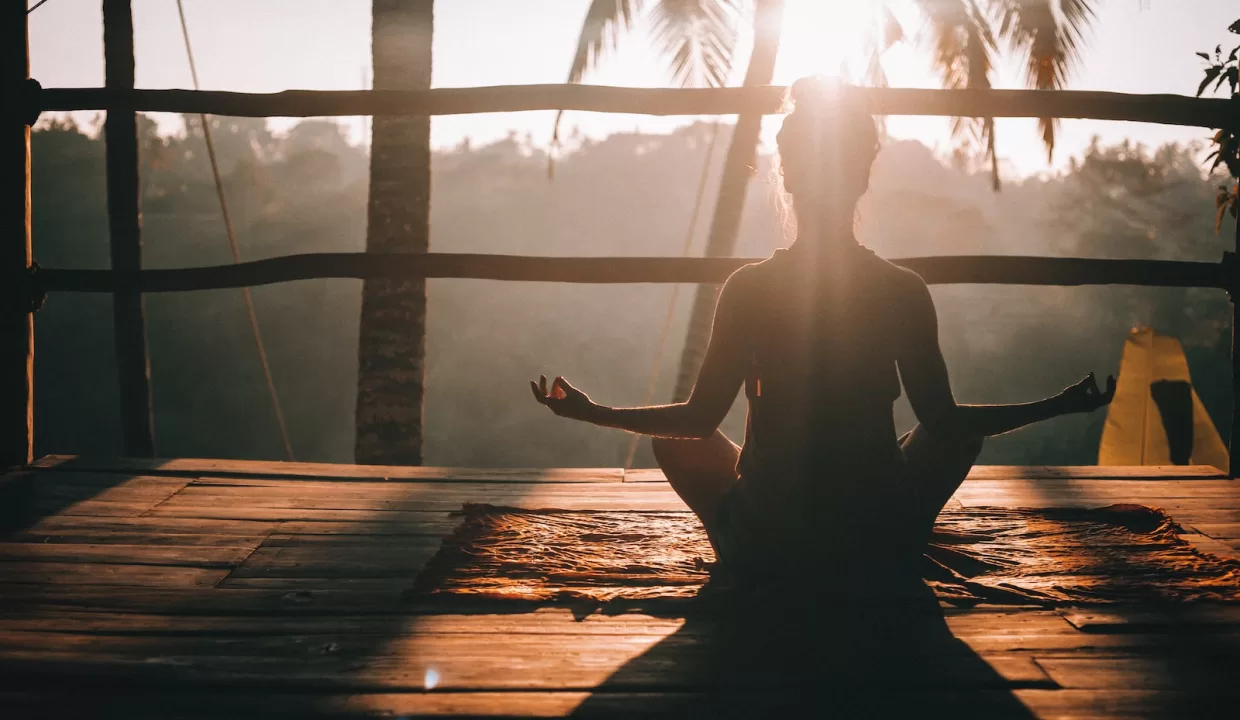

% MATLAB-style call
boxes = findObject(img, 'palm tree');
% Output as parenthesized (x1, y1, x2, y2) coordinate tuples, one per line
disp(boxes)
(355, 0, 433, 465)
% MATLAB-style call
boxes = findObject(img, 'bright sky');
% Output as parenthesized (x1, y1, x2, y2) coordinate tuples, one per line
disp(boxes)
(27, 0, 1239, 176)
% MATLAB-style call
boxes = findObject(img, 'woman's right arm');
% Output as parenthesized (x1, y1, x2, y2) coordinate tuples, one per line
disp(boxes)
(895, 276, 1114, 439)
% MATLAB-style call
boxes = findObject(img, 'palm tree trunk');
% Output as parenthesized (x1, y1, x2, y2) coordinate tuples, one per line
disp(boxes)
(672, 0, 785, 401)
(355, 0, 433, 465)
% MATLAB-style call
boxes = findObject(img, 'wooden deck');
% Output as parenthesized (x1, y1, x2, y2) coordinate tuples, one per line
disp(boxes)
(2, 456, 1240, 719)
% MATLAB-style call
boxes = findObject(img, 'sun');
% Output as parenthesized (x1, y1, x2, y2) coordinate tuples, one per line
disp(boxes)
(768, 0, 950, 155)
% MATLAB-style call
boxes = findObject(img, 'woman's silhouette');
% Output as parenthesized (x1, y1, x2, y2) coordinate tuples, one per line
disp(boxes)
(533, 77, 1114, 586)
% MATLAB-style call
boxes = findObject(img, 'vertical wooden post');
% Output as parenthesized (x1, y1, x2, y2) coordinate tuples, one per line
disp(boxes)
(103, 0, 155, 456)
(1, 3, 33, 470)
(1231, 214, 1240, 478)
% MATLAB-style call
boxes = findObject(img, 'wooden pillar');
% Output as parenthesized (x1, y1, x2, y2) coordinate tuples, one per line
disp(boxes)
(103, 0, 155, 456)
(1, 3, 33, 470)
(1231, 213, 1240, 478)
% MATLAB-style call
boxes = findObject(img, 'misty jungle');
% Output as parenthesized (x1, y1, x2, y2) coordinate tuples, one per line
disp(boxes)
(31, 114, 1237, 467)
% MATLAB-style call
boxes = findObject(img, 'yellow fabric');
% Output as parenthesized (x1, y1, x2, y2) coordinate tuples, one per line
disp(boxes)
(1098, 328, 1228, 470)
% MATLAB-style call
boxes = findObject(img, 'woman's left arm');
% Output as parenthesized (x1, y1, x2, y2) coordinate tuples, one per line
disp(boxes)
(531, 272, 750, 439)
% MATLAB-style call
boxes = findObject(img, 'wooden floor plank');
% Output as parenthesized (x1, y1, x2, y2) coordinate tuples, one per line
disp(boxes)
(15, 515, 279, 536)
(0, 628, 1052, 691)
(0, 585, 413, 614)
(1034, 656, 1240, 689)
(34, 456, 623, 483)
(0, 543, 255, 568)
(182, 479, 676, 497)
(0, 562, 228, 588)
(1061, 607, 1240, 632)
(215, 577, 419, 591)
(625, 465, 1227, 482)
(3, 530, 271, 547)
(226, 544, 440, 579)
(0, 609, 1070, 639)
(7, 688, 1237, 720)
(275, 518, 458, 535)
(1190, 522, 1240, 539)
(147, 500, 690, 519)
(261, 531, 456, 546)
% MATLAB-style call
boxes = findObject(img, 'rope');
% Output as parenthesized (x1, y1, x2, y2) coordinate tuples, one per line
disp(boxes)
(176, 0, 294, 461)
(27, 0, 54, 14)
(622, 122, 722, 470)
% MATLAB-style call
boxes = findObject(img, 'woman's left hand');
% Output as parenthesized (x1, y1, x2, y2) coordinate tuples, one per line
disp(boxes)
(1058, 372, 1117, 414)
(530, 375, 597, 422)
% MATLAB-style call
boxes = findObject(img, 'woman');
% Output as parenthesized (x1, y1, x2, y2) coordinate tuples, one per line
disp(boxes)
(531, 78, 1114, 585)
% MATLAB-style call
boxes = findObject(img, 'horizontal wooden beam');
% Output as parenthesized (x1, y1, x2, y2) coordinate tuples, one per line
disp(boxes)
(32, 253, 1228, 293)
(36, 85, 1240, 128)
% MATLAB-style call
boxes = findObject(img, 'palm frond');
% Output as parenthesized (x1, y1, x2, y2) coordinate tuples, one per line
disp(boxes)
(567, 0, 647, 85)
(883, 4, 906, 49)
(648, 0, 742, 89)
(993, 0, 1097, 162)
(861, 4, 909, 136)
(550, 0, 741, 180)
(862, 4, 906, 88)
(915, 0, 999, 184)
(551, 0, 645, 170)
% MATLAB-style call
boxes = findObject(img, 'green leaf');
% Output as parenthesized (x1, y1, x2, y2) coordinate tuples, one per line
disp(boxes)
(1198, 66, 1222, 97)
(1216, 66, 1239, 94)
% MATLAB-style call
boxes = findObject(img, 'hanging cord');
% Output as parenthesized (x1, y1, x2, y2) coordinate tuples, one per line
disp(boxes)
(176, 0, 294, 460)
(27, 0, 54, 14)
(622, 122, 723, 470)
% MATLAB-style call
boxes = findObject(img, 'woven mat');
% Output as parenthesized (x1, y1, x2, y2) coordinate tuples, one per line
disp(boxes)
(409, 503, 1240, 606)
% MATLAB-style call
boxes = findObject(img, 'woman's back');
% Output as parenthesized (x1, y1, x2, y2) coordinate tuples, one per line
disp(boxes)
(728, 243, 924, 561)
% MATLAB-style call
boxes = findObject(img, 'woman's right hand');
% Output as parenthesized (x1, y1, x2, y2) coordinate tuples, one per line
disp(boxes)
(1058, 372, 1117, 414)
(529, 374, 597, 422)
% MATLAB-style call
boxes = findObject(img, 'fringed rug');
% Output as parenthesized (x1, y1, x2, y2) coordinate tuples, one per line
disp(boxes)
(409, 503, 1240, 606)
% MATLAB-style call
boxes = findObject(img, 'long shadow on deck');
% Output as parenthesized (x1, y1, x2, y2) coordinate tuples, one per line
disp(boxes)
(571, 584, 1043, 718)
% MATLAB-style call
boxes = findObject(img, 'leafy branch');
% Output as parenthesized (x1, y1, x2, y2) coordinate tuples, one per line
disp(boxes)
(1197, 18, 1240, 231)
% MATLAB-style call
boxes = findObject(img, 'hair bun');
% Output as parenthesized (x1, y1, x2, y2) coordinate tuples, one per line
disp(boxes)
(784, 76, 876, 147)
(788, 76, 847, 113)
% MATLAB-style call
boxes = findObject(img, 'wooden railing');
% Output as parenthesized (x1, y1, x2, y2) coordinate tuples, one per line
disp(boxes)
(3, 2, 1238, 473)
(34, 254, 1233, 293)
(35, 85, 1240, 128)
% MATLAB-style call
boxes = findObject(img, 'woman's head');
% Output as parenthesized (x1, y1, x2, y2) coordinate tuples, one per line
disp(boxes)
(776, 78, 879, 227)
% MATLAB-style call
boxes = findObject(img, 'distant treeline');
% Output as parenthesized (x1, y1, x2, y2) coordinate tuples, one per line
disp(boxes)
(30, 116, 1236, 466)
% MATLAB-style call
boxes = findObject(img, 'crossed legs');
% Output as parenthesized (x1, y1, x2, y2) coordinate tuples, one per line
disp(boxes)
(650, 425, 983, 555)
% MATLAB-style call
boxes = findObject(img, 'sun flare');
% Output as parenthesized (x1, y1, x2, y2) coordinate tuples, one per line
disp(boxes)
(776, 0, 900, 84)
(772, 0, 948, 153)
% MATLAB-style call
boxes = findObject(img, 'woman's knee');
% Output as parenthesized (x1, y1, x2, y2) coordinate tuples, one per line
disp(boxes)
(650, 436, 685, 467)
(651, 432, 740, 478)
(904, 424, 983, 463)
